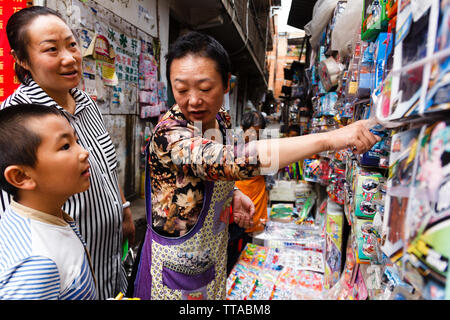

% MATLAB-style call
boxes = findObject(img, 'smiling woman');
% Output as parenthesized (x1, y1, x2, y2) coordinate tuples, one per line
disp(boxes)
(1, 6, 134, 300)
(14, 15, 81, 113)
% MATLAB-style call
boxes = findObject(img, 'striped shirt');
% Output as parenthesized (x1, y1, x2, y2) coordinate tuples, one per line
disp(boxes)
(0, 201, 97, 300)
(0, 78, 127, 299)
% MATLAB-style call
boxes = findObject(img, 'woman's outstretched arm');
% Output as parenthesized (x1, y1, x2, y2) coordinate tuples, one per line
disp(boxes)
(256, 119, 380, 172)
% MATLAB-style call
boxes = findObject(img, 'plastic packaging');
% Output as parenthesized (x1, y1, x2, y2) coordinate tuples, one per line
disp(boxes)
(331, 0, 364, 57)
(304, 0, 341, 48)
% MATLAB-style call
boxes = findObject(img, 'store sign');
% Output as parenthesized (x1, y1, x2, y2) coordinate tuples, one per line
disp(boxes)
(105, 26, 140, 83)
(0, 0, 27, 102)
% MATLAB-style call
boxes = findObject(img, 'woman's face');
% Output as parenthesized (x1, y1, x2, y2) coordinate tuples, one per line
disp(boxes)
(170, 54, 230, 131)
(19, 15, 82, 98)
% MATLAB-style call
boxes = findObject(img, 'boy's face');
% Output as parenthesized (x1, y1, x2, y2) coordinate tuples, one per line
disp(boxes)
(26, 114, 90, 199)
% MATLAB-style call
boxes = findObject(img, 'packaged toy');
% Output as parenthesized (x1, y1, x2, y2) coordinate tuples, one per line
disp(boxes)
(269, 203, 294, 222)
(354, 172, 384, 219)
(407, 121, 450, 246)
(425, 0, 450, 114)
(324, 200, 344, 289)
(355, 218, 375, 263)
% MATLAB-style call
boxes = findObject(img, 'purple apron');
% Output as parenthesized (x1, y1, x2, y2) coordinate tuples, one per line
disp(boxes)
(134, 149, 234, 300)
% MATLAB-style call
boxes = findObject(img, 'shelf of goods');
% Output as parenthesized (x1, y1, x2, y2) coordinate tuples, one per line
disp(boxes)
(226, 0, 450, 300)
(305, 0, 450, 300)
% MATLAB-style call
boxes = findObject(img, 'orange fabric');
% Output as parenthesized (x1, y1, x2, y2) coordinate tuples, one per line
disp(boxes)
(235, 175, 268, 233)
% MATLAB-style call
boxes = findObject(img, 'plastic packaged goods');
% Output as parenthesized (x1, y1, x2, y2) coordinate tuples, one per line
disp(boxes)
(319, 57, 345, 92)
(226, 243, 326, 300)
(324, 200, 344, 289)
(357, 43, 376, 98)
(278, 0, 449, 300)
(407, 219, 450, 300)
(361, 0, 389, 41)
(256, 220, 322, 243)
(358, 129, 390, 168)
(269, 203, 294, 222)
(331, 0, 364, 57)
(304, 0, 341, 49)
(355, 218, 376, 263)
(373, 32, 392, 95)
(385, 0, 439, 121)
(425, 0, 450, 114)
(381, 126, 422, 258)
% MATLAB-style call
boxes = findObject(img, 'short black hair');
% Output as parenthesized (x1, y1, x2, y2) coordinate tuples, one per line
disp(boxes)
(0, 104, 64, 196)
(241, 111, 266, 132)
(288, 124, 301, 135)
(166, 31, 231, 88)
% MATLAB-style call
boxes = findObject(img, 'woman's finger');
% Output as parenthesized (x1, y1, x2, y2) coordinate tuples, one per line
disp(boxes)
(363, 126, 379, 146)
(359, 130, 374, 151)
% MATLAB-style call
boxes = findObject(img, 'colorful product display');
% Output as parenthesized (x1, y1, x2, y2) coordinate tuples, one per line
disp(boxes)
(354, 172, 384, 220)
(269, 203, 294, 222)
(229, 0, 450, 301)
(324, 200, 344, 289)
(226, 243, 326, 300)
(278, 0, 449, 300)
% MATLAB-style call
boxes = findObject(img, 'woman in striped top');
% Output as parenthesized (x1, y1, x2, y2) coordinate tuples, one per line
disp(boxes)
(1, 6, 135, 299)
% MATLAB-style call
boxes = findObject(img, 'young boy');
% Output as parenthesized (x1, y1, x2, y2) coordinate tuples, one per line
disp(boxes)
(0, 104, 97, 300)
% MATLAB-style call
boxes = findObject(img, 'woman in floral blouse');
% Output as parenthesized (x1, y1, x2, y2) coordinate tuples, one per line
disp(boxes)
(133, 31, 379, 300)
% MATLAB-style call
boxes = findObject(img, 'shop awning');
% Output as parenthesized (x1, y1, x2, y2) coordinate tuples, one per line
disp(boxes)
(287, 0, 318, 30)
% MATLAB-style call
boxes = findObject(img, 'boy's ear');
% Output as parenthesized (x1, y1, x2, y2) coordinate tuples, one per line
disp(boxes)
(4, 165, 36, 191)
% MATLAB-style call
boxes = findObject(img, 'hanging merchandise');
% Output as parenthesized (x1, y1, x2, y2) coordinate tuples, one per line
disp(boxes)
(325, 234, 369, 300)
(361, 0, 390, 41)
(357, 43, 375, 98)
(331, 0, 364, 57)
(326, 160, 347, 205)
(225, 0, 450, 301)
(319, 56, 345, 92)
(292, 0, 450, 300)
(304, 0, 342, 49)
(324, 199, 344, 289)
(424, 0, 450, 114)
(138, 40, 160, 118)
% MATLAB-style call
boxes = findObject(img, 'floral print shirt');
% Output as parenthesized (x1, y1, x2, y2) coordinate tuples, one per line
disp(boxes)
(148, 104, 261, 237)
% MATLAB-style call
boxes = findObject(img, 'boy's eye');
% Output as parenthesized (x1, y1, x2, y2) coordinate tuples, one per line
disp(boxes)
(69, 42, 79, 50)
(61, 143, 70, 150)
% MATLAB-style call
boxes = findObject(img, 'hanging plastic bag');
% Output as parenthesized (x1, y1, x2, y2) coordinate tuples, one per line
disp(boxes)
(331, 0, 364, 57)
(304, 0, 340, 48)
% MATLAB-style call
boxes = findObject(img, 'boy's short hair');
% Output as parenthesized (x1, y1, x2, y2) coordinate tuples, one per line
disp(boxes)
(288, 124, 301, 136)
(0, 104, 64, 196)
